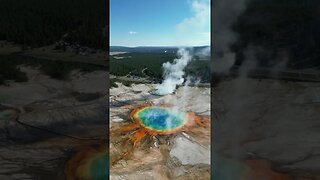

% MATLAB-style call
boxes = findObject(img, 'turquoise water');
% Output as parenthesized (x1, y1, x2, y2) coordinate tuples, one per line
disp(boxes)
(89, 153, 108, 180)
(137, 107, 186, 131)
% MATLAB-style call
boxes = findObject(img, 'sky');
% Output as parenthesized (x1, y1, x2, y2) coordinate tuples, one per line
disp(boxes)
(110, 0, 210, 47)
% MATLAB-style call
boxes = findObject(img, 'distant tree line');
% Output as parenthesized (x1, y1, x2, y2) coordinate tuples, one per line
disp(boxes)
(0, 0, 107, 49)
(110, 53, 210, 83)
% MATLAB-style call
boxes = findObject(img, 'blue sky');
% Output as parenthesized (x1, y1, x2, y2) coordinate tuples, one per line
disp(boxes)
(110, 0, 210, 47)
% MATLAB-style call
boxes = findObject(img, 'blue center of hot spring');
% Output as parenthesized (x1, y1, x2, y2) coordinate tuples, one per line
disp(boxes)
(137, 107, 186, 131)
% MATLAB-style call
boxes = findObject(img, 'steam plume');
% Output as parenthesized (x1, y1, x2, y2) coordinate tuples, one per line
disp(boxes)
(213, 0, 249, 73)
(155, 48, 192, 95)
(155, 0, 210, 95)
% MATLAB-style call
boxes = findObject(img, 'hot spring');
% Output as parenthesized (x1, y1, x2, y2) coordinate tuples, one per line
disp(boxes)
(133, 106, 187, 133)
(66, 145, 108, 180)
(89, 152, 108, 180)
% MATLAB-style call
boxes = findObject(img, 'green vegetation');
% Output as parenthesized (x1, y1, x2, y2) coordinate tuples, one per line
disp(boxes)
(110, 52, 174, 79)
(0, 55, 105, 84)
(185, 60, 211, 82)
(0, 0, 106, 49)
(110, 79, 119, 88)
(110, 52, 210, 83)
(110, 79, 142, 88)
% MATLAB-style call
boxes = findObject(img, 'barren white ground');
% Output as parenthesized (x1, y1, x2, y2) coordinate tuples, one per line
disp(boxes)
(0, 66, 107, 179)
(110, 83, 211, 180)
(214, 78, 320, 177)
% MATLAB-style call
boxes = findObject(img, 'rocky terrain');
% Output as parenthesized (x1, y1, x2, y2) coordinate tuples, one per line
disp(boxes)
(109, 83, 211, 180)
(0, 66, 107, 179)
(213, 77, 320, 179)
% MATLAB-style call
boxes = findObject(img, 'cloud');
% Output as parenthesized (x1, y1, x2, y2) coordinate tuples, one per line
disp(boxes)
(129, 31, 137, 35)
(176, 0, 210, 32)
(175, 0, 210, 46)
(198, 32, 210, 38)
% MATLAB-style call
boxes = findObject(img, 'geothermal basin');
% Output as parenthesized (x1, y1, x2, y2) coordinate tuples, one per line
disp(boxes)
(131, 106, 188, 133)
(110, 83, 211, 179)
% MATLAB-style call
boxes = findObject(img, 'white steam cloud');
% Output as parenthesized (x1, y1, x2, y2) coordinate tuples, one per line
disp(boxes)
(196, 46, 211, 57)
(155, 48, 192, 95)
(176, 0, 210, 31)
(154, 0, 210, 95)
(213, 0, 249, 73)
